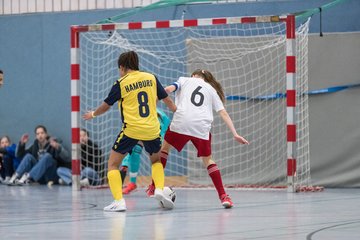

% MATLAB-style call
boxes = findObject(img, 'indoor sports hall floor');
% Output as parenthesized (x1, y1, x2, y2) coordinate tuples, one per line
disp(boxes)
(0, 185, 359, 240)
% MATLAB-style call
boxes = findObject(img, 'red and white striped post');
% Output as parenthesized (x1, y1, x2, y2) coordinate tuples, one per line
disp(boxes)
(286, 15, 297, 192)
(70, 26, 83, 191)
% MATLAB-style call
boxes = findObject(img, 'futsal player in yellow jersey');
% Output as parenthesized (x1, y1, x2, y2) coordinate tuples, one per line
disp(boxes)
(83, 51, 176, 212)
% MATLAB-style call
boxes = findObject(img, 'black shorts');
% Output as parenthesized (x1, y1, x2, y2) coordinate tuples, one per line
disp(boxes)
(112, 131, 161, 155)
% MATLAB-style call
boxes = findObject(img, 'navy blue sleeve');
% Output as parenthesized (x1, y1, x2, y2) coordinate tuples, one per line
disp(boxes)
(171, 82, 179, 91)
(156, 77, 168, 100)
(104, 81, 121, 106)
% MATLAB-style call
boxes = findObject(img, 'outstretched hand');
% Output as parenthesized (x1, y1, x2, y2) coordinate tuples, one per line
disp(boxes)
(82, 111, 94, 120)
(20, 134, 29, 144)
(234, 135, 249, 145)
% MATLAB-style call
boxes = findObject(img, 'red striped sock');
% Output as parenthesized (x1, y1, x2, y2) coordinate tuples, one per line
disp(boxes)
(160, 151, 168, 168)
(207, 163, 226, 199)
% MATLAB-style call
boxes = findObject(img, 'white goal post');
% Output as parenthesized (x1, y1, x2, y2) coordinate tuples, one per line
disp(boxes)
(70, 15, 316, 192)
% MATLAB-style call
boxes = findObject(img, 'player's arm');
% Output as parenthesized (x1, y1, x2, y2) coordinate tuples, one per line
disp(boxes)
(165, 84, 176, 93)
(165, 82, 179, 94)
(83, 102, 111, 120)
(156, 77, 177, 112)
(83, 81, 120, 120)
(162, 96, 176, 112)
(218, 109, 249, 145)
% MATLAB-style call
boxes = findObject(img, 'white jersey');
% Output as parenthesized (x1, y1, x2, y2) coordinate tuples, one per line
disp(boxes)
(169, 77, 224, 140)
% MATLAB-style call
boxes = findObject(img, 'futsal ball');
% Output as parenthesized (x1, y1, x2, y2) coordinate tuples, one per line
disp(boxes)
(163, 186, 176, 203)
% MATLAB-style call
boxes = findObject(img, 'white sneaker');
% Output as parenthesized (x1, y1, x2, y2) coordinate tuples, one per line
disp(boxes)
(154, 188, 175, 210)
(58, 178, 65, 185)
(80, 178, 90, 187)
(103, 199, 126, 212)
(2, 176, 11, 185)
(16, 173, 30, 185)
(7, 173, 19, 185)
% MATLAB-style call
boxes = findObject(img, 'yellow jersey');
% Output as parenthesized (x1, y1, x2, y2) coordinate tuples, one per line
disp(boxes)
(104, 71, 168, 140)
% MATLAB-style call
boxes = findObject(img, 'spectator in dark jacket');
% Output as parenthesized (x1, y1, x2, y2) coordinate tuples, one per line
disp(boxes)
(8, 125, 70, 185)
(57, 129, 103, 186)
(0, 136, 21, 183)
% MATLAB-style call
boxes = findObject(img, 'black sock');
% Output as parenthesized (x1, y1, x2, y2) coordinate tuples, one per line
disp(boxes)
(120, 166, 128, 186)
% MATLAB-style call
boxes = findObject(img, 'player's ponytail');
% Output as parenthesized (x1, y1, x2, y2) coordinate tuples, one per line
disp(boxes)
(117, 51, 139, 71)
(191, 69, 225, 103)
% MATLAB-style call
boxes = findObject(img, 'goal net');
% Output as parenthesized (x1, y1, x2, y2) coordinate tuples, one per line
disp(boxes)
(71, 15, 314, 191)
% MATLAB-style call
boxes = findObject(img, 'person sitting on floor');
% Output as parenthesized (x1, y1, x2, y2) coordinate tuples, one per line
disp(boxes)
(8, 125, 70, 185)
(0, 135, 21, 184)
(57, 129, 103, 187)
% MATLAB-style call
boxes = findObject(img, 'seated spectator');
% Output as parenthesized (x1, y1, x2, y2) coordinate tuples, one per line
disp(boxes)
(8, 125, 70, 185)
(0, 136, 21, 184)
(57, 129, 103, 187)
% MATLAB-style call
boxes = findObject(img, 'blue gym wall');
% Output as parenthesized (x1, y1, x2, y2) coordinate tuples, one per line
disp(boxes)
(0, 0, 359, 186)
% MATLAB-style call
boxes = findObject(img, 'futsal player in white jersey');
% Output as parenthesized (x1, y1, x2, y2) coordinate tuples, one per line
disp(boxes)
(152, 69, 249, 208)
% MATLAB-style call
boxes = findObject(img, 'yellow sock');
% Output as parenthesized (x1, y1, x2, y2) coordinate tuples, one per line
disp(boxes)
(107, 170, 123, 200)
(152, 161, 164, 189)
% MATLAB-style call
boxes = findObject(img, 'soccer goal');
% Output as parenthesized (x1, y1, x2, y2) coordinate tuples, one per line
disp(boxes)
(70, 15, 317, 192)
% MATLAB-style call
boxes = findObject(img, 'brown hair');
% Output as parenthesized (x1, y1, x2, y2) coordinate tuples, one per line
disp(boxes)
(117, 51, 139, 71)
(81, 128, 90, 137)
(34, 125, 47, 134)
(191, 69, 225, 103)
(1, 135, 11, 144)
